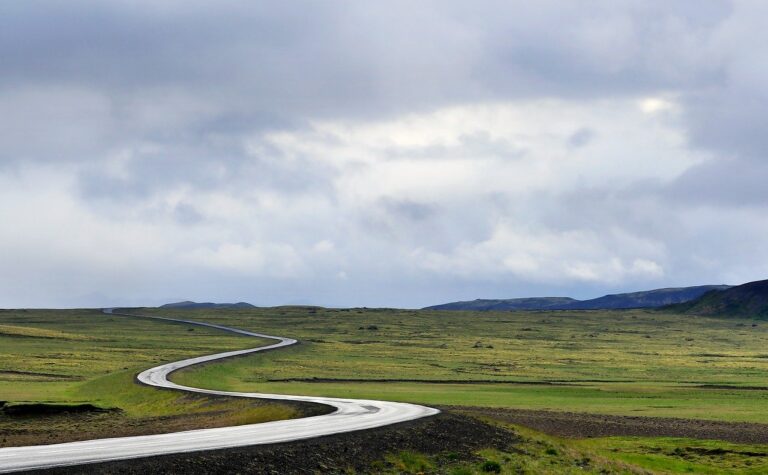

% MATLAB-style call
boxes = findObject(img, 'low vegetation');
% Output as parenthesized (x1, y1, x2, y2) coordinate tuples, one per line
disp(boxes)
(674, 279, 768, 319)
(160, 306, 768, 423)
(3, 305, 768, 473)
(0, 309, 309, 447)
(374, 422, 768, 474)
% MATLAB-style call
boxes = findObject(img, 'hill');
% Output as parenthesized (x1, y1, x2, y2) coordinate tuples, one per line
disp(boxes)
(672, 279, 768, 319)
(424, 285, 730, 311)
(556, 285, 731, 310)
(425, 297, 576, 311)
(160, 301, 256, 310)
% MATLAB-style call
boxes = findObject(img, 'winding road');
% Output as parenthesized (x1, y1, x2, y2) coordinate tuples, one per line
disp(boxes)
(0, 309, 439, 473)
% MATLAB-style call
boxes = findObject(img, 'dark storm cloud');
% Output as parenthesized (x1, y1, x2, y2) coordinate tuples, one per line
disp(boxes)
(667, 158, 768, 207)
(0, 1, 732, 124)
(0, 0, 735, 184)
(664, 2, 768, 209)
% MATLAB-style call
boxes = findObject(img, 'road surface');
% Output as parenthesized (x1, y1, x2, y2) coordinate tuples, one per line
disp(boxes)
(0, 309, 439, 473)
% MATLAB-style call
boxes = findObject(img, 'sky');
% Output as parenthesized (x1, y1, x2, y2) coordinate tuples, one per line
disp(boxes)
(1, 0, 767, 308)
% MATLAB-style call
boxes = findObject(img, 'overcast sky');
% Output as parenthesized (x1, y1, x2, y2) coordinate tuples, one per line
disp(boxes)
(2, 1, 767, 308)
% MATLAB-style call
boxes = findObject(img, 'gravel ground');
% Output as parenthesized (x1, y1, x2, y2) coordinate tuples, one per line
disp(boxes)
(29, 413, 517, 474)
(453, 406, 768, 444)
(24, 406, 768, 474)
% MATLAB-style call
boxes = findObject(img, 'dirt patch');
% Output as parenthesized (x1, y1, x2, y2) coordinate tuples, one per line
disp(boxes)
(29, 413, 517, 475)
(694, 384, 768, 391)
(267, 377, 578, 385)
(453, 406, 768, 444)
(1, 403, 118, 417)
(682, 447, 767, 457)
(0, 370, 82, 380)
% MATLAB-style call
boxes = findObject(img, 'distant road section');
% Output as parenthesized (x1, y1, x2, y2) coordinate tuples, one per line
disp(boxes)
(0, 309, 439, 473)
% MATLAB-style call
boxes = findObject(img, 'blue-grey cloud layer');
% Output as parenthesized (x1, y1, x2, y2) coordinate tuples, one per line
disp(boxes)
(1, 0, 766, 308)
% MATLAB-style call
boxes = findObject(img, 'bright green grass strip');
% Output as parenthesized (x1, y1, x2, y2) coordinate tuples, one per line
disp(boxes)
(0, 324, 93, 340)
(0, 309, 268, 410)
(171, 374, 768, 424)
(578, 437, 768, 474)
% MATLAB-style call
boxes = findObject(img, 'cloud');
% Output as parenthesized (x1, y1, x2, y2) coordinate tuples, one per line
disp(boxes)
(1, 1, 767, 308)
(412, 223, 666, 284)
(567, 128, 595, 148)
(184, 243, 305, 277)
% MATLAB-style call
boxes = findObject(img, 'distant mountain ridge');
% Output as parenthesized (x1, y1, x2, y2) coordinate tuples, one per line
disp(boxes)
(559, 286, 732, 310)
(160, 301, 256, 310)
(671, 279, 768, 319)
(425, 297, 577, 311)
(424, 285, 731, 311)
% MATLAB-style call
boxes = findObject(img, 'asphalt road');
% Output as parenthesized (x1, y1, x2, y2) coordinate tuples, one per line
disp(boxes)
(0, 309, 439, 473)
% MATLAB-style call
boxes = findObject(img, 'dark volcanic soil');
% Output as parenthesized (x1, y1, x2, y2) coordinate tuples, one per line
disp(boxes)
(454, 406, 768, 444)
(30, 413, 517, 475)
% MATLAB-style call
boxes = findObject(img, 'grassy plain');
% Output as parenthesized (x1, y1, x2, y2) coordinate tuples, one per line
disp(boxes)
(390, 423, 768, 474)
(3, 305, 768, 473)
(0, 309, 304, 446)
(160, 306, 768, 423)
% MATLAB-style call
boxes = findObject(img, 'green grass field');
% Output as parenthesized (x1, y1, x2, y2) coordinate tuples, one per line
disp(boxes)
(0, 309, 304, 446)
(415, 424, 768, 475)
(154, 306, 768, 423)
(2, 306, 767, 473)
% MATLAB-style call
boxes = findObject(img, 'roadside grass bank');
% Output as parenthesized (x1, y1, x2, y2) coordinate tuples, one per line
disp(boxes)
(0, 309, 308, 447)
(378, 417, 768, 474)
(429, 419, 768, 475)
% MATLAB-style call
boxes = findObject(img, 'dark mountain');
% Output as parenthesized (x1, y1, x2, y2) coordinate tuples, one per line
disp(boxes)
(671, 279, 768, 319)
(425, 297, 576, 311)
(554, 285, 731, 310)
(424, 285, 731, 311)
(160, 301, 256, 310)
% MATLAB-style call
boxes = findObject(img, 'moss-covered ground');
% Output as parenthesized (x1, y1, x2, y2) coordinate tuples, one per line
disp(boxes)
(3, 305, 767, 473)
(0, 309, 305, 446)
(156, 306, 768, 423)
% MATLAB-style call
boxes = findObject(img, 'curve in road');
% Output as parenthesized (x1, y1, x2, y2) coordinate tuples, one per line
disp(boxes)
(0, 309, 439, 473)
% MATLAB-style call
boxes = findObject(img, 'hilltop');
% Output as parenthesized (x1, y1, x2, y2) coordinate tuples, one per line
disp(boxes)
(559, 285, 731, 310)
(425, 285, 730, 311)
(160, 301, 256, 310)
(672, 279, 768, 319)
(425, 297, 577, 311)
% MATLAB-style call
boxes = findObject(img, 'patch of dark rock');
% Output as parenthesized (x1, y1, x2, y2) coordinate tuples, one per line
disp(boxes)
(454, 406, 768, 444)
(694, 384, 768, 391)
(682, 447, 767, 457)
(1, 403, 120, 417)
(0, 370, 83, 380)
(29, 413, 517, 475)
(265, 377, 578, 385)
